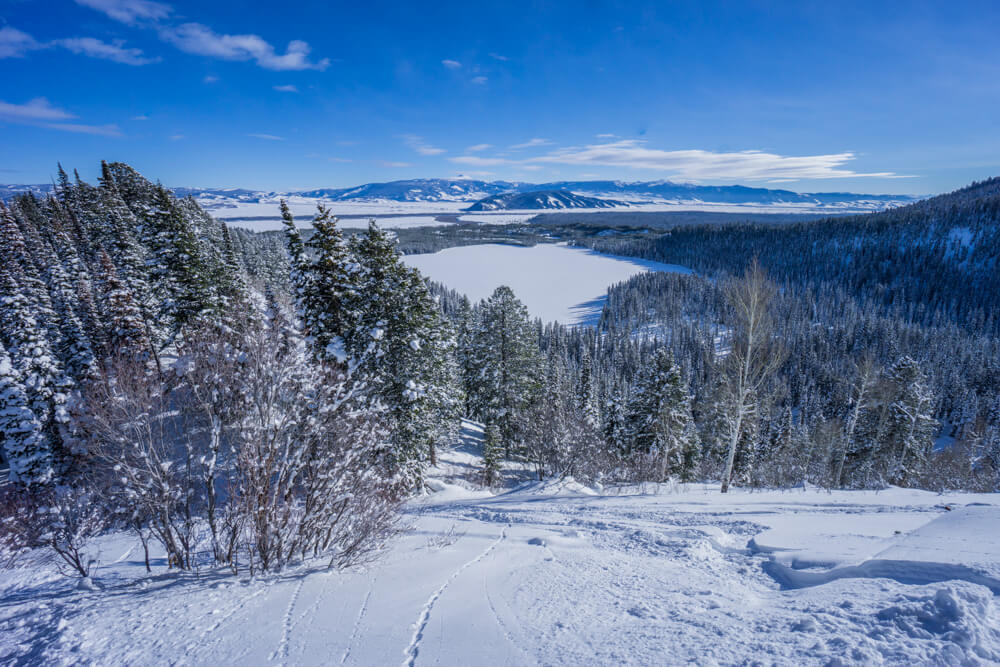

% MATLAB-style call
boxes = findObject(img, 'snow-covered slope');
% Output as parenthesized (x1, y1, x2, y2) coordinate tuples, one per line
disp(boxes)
(465, 190, 627, 211)
(2, 421, 998, 665)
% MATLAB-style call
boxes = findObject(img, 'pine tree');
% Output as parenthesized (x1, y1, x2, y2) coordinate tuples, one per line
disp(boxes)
(146, 185, 210, 336)
(465, 286, 543, 464)
(0, 341, 52, 486)
(299, 205, 358, 363)
(623, 349, 700, 482)
(96, 251, 153, 363)
(577, 348, 600, 429)
(884, 356, 938, 485)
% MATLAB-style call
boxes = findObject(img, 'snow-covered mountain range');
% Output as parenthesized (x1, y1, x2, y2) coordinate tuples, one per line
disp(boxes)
(465, 189, 627, 211)
(2, 178, 918, 213)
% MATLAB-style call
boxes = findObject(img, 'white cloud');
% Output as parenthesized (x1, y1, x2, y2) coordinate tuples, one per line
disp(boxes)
(203, 75, 219, 83)
(0, 27, 43, 58)
(0, 98, 75, 122)
(273, 84, 299, 92)
(451, 139, 900, 180)
(441, 59, 461, 69)
(470, 76, 487, 85)
(44, 122, 123, 136)
(0, 99, 123, 135)
(248, 133, 284, 141)
(466, 143, 491, 152)
(595, 133, 618, 138)
(510, 137, 551, 149)
(488, 53, 508, 61)
(328, 157, 352, 163)
(160, 23, 329, 71)
(55, 37, 159, 65)
(532, 140, 898, 180)
(169, 133, 184, 140)
(402, 134, 445, 155)
(75, 0, 172, 24)
(131, 114, 149, 120)
(379, 160, 412, 168)
(449, 155, 512, 167)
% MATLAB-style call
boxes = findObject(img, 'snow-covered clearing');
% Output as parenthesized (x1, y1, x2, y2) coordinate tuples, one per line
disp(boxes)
(203, 197, 467, 220)
(403, 243, 692, 326)
(2, 420, 998, 666)
(225, 215, 456, 232)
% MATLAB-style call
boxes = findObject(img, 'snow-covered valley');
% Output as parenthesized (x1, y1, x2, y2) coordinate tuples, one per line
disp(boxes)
(3, 421, 998, 666)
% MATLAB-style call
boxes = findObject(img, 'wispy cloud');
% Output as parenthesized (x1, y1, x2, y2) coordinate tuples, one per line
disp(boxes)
(203, 75, 218, 83)
(0, 27, 43, 58)
(45, 122, 123, 136)
(0, 98, 75, 122)
(402, 134, 445, 155)
(488, 53, 508, 61)
(169, 133, 184, 140)
(160, 23, 329, 71)
(532, 140, 899, 180)
(75, 0, 172, 25)
(510, 137, 551, 149)
(273, 84, 299, 92)
(0, 97, 123, 136)
(441, 59, 461, 69)
(131, 114, 149, 120)
(595, 133, 618, 139)
(379, 160, 412, 168)
(2, 26, 158, 65)
(451, 139, 901, 180)
(248, 133, 284, 141)
(470, 76, 487, 85)
(466, 143, 492, 152)
(55, 37, 159, 65)
(3, 98, 122, 137)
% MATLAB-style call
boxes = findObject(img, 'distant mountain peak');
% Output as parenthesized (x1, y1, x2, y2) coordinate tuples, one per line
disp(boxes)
(465, 189, 627, 211)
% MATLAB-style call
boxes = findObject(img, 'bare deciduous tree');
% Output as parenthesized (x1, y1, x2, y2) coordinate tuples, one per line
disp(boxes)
(719, 259, 786, 493)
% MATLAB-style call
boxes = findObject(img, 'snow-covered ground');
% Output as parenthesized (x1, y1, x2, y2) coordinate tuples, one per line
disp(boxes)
(202, 196, 468, 220)
(228, 215, 459, 233)
(402, 243, 692, 326)
(2, 421, 998, 665)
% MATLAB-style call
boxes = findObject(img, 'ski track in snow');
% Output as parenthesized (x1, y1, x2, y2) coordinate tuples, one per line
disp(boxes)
(271, 576, 306, 664)
(3, 421, 1000, 667)
(338, 574, 375, 666)
(402, 526, 509, 667)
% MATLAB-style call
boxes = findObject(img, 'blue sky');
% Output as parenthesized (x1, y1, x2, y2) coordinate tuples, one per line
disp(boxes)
(1, 0, 999, 193)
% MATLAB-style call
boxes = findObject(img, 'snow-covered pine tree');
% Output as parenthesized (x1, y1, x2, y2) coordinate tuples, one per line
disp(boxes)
(577, 348, 601, 429)
(298, 204, 358, 364)
(0, 341, 51, 485)
(465, 286, 543, 465)
(145, 184, 211, 336)
(348, 221, 462, 487)
(884, 355, 938, 485)
(623, 349, 700, 482)
(96, 251, 153, 363)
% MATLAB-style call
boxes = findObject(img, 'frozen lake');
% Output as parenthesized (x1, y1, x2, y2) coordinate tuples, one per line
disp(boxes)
(402, 242, 692, 326)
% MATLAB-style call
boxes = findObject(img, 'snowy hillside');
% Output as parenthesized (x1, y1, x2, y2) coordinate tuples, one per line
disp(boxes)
(465, 189, 627, 211)
(2, 420, 998, 665)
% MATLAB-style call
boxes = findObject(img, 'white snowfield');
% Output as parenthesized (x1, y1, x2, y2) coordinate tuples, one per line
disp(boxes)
(403, 243, 693, 326)
(2, 421, 999, 666)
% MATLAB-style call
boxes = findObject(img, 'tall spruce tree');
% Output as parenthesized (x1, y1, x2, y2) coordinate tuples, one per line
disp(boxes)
(466, 286, 543, 464)
(623, 349, 700, 482)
